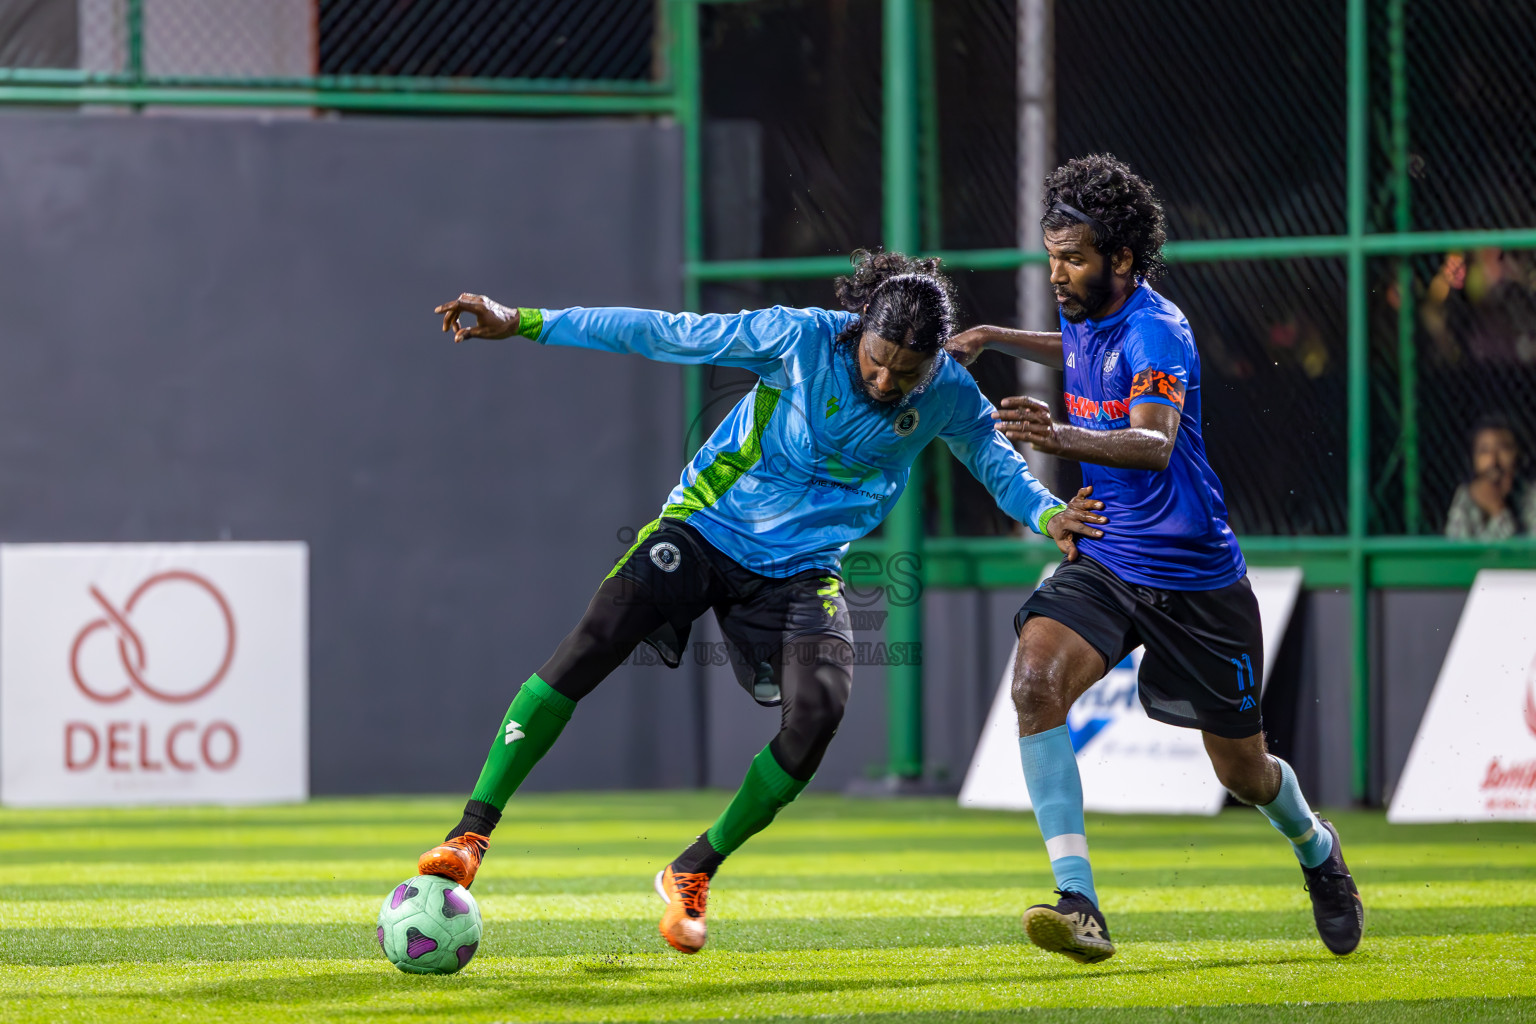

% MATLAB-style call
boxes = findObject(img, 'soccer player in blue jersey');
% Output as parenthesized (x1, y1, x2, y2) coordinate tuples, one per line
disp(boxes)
(420, 252, 1107, 954)
(949, 154, 1363, 963)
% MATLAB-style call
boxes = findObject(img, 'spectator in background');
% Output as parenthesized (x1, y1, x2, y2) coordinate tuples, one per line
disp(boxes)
(1445, 415, 1536, 539)
(1422, 249, 1536, 366)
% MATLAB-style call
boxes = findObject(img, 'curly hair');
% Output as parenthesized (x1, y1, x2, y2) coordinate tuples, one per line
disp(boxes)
(831, 249, 958, 355)
(1041, 154, 1167, 281)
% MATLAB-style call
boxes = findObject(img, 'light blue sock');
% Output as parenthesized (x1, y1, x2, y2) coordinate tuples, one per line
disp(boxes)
(1018, 725, 1097, 906)
(1256, 757, 1333, 869)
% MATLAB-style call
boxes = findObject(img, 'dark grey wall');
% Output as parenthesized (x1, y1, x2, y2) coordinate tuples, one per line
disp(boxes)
(0, 111, 689, 795)
(1377, 589, 1468, 803)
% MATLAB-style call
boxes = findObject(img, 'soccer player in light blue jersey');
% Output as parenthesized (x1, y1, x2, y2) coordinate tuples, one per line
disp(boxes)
(950, 155, 1363, 963)
(418, 252, 1107, 954)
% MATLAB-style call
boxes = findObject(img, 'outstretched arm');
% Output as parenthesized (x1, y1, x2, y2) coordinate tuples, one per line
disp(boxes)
(946, 324, 1064, 369)
(434, 293, 839, 378)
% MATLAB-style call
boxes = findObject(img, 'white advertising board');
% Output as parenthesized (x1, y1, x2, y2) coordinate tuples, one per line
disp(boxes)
(960, 566, 1302, 815)
(1, 543, 308, 806)
(1389, 570, 1536, 823)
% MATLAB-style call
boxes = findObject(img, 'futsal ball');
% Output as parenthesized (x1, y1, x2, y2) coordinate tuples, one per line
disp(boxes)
(376, 874, 483, 974)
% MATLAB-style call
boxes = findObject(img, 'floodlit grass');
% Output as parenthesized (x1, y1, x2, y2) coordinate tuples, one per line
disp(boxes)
(0, 794, 1531, 1022)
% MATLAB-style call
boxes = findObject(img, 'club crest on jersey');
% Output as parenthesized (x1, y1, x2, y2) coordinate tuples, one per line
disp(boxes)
(649, 541, 682, 572)
(894, 408, 920, 436)
(1102, 350, 1120, 377)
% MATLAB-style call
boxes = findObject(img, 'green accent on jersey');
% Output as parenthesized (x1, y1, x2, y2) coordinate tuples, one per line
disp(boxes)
(825, 396, 840, 418)
(1038, 503, 1067, 535)
(663, 384, 783, 521)
(517, 307, 545, 340)
(817, 576, 841, 619)
(605, 519, 662, 581)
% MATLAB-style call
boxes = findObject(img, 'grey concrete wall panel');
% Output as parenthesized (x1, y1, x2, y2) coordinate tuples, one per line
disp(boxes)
(922, 586, 1034, 787)
(0, 111, 684, 795)
(701, 590, 891, 795)
(1288, 590, 1355, 808)
(1378, 589, 1467, 804)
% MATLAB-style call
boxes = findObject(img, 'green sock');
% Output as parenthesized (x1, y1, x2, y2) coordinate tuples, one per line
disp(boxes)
(704, 745, 810, 857)
(468, 674, 577, 810)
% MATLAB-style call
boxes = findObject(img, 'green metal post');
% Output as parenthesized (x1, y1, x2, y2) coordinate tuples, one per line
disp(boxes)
(1389, 0, 1418, 535)
(918, 5, 951, 541)
(672, 0, 710, 791)
(1346, 0, 1372, 804)
(883, 0, 925, 780)
(126, 0, 145, 83)
(932, 444, 955, 538)
(916, 0, 942, 251)
(675, 1, 707, 456)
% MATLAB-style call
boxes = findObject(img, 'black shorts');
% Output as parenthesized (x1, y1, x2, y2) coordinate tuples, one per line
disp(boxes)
(1014, 556, 1265, 739)
(611, 518, 853, 706)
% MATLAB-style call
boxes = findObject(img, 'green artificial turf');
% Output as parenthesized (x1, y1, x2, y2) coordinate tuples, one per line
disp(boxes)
(0, 794, 1531, 1022)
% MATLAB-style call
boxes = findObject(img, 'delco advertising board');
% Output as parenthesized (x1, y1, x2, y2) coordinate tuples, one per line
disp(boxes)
(1, 543, 307, 806)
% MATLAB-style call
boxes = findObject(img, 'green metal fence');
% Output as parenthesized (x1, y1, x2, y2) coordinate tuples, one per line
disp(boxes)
(0, 0, 672, 112)
(679, 0, 1536, 803)
(2, 0, 1534, 803)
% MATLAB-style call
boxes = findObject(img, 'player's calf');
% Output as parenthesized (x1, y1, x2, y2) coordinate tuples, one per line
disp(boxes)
(1022, 890, 1115, 964)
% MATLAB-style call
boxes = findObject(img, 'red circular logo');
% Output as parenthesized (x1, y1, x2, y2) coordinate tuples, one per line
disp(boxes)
(69, 571, 237, 704)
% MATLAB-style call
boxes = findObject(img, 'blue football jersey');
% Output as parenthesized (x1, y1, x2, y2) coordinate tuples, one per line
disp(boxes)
(1059, 283, 1246, 590)
(532, 305, 1065, 577)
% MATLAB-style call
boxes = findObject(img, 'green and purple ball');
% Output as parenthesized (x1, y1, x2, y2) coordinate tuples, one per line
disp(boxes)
(376, 874, 483, 975)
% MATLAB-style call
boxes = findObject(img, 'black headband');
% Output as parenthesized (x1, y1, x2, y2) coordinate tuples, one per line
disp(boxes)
(1049, 201, 1109, 241)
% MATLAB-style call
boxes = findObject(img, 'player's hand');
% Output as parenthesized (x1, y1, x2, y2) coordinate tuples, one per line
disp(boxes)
(945, 327, 989, 367)
(994, 395, 1064, 454)
(1047, 486, 1108, 562)
(434, 293, 520, 343)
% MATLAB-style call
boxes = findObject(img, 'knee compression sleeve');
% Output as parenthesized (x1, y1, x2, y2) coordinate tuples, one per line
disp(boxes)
(769, 639, 853, 780)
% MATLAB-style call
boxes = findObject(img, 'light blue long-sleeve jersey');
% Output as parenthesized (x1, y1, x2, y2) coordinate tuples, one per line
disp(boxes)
(532, 304, 1065, 578)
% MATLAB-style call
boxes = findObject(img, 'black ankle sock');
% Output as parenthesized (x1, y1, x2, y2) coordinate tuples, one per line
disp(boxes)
(445, 799, 502, 843)
(671, 834, 725, 877)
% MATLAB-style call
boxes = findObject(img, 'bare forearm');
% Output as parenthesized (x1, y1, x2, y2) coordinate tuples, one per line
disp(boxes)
(1047, 425, 1174, 471)
(974, 325, 1065, 368)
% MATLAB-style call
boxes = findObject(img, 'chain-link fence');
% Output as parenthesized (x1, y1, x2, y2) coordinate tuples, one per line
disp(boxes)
(0, 0, 661, 84)
(1366, 1, 1536, 535)
(699, 0, 1535, 538)
(321, 0, 657, 80)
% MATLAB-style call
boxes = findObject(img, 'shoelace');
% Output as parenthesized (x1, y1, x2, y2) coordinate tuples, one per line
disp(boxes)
(671, 871, 710, 916)
(1303, 870, 1351, 895)
(450, 832, 490, 857)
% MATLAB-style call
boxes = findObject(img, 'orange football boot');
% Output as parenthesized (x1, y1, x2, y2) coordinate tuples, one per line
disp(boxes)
(417, 832, 490, 888)
(654, 865, 710, 953)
